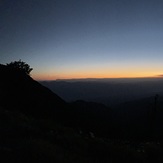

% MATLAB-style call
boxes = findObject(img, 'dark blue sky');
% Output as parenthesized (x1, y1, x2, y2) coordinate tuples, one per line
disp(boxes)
(1, 0, 163, 80)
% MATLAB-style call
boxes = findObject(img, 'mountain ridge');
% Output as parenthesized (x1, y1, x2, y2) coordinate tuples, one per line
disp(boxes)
(0, 64, 66, 118)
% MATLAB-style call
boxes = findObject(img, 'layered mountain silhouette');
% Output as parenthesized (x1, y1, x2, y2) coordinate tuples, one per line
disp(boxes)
(1, 63, 163, 162)
(0, 64, 111, 136)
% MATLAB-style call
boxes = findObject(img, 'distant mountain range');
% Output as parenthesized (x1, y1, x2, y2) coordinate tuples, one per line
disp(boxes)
(40, 78, 163, 107)
(1, 63, 163, 139)
(40, 78, 163, 139)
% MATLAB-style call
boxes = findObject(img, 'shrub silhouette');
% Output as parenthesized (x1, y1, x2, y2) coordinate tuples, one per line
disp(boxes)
(6, 60, 33, 75)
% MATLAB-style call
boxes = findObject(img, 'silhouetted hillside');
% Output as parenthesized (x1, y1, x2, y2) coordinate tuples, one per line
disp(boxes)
(0, 64, 66, 117)
(0, 64, 113, 135)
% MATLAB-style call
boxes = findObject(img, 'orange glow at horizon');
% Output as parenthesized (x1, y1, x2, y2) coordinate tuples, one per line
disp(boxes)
(31, 56, 163, 81)
(33, 69, 163, 81)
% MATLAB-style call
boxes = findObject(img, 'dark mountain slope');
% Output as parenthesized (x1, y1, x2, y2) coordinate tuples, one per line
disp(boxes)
(0, 64, 66, 117)
(0, 64, 112, 136)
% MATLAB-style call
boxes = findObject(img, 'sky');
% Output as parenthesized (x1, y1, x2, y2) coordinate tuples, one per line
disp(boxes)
(1, 0, 163, 80)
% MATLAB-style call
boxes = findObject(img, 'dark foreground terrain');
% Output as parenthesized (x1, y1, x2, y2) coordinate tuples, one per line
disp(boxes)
(1, 64, 163, 162)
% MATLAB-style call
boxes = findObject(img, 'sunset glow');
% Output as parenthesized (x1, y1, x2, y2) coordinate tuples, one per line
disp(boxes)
(1, 0, 163, 80)
(33, 67, 163, 81)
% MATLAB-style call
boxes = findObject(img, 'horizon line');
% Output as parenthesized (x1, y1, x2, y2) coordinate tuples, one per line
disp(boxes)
(36, 76, 163, 81)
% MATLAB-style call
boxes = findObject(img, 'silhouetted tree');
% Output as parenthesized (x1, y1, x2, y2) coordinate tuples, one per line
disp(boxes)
(6, 60, 33, 75)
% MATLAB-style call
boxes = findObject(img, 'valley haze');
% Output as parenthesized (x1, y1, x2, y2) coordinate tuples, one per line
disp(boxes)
(40, 77, 163, 107)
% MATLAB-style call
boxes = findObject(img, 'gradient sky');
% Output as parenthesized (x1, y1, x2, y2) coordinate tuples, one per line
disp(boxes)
(1, 0, 163, 80)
